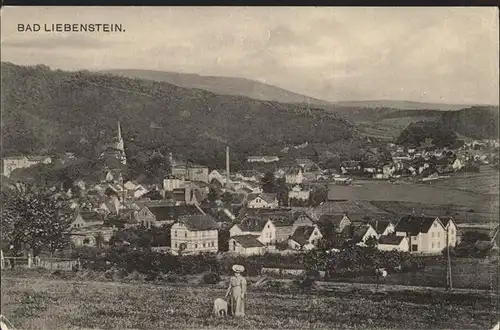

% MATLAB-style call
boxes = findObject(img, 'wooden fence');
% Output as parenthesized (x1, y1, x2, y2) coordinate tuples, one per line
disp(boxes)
(1, 256, 81, 271)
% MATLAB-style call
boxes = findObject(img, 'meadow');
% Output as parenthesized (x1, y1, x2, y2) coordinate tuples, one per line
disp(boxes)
(1, 270, 499, 330)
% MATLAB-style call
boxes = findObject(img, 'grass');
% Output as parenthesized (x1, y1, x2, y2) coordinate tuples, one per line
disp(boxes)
(2, 270, 499, 329)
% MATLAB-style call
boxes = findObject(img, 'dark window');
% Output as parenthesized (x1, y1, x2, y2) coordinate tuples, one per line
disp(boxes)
(195, 244, 198, 249)
(411, 244, 418, 251)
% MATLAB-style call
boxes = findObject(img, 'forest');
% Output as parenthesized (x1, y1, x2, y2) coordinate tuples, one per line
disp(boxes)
(1, 62, 359, 172)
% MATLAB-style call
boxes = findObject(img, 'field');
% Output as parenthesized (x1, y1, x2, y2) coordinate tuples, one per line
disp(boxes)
(1, 270, 499, 330)
(327, 170, 498, 225)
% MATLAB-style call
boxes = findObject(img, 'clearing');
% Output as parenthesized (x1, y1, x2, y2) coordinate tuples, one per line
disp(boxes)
(1, 273, 499, 330)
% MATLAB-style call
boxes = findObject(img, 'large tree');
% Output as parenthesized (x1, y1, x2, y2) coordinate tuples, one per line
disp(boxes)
(261, 171, 276, 193)
(1, 183, 73, 257)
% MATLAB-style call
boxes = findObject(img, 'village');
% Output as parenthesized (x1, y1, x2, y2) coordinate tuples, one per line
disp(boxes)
(2, 122, 499, 260)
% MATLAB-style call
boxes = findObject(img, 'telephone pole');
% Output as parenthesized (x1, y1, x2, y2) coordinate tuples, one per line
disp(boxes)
(446, 230, 453, 290)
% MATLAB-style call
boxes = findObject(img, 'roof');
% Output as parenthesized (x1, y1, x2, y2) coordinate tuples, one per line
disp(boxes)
(247, 193, 277, 204)
(290, 226, 316, 246)
(350, 225, 372, 244)
(77, 211, 103, 223)
(177, 214, 218, 231)
(286, 167, 303, 176)
(368, 220, 393, 234)
(395, 215, 441, 235)
(238, 217, 269, 232)
(318, 214, 348, 226)
(439, 217, 455, 227)
(231, 235, 264, 248)
(146, 205, 201, 221)
(378, 235, 405, 245)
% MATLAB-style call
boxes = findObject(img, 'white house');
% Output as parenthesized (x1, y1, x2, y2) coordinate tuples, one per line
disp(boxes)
(440, 216, 458, 247)
(228, 235, 265, 256)
(452, 158, 465, 171)
(229, 218, 276, 245)
(288, 225, 323, 250)
(163, 176, 186, 192)
(247, 193, 279, 209)
(70, 211, 104, 229)
(318, 214, 352, 233)
(394, 215, 449, 254)
(378, 235, 410, 252)
(288, 185, 310, 201)
(350, 224, 379, 246)
(170, 214, 219, 254)
(285, 167, 304, 185)
(2, 155, 52, 177)
(370, 220, 395, 236)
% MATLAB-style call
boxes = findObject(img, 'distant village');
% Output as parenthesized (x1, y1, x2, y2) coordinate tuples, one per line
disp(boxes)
(2, 122, 499, 257)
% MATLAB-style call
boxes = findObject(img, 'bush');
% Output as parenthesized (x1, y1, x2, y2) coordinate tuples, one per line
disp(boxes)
(203, 272, 221, 284)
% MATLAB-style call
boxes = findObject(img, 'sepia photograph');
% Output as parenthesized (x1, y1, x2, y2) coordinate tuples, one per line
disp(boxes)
(0, 6, 499, 330)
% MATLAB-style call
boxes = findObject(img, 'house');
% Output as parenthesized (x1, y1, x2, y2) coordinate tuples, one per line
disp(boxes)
(67, 225, 114, 247)
(247, 156, 279, 163)
(349, 224, 379, 246)
(2, 155, 52, 177)
(295, 159, 317, 172)
(230, 218, 276, 245)
(394, 215, 448, 254)
(208, 170, 226, 186)
(70, 211, 104, 229)
(452, 158, 465, 171)
(288, 185, 310, 201)
(340, 161, 362, 175)
(99, 195, 121, 214)
(187, 165, 210, 183)
(285, 167, 304, 185)
(136, 205, 202, 228)
(288, 225, 323, 250)
(440, 217, 458, 247)
(234, 170, 262, 183)
(291, 211, 315, 233)
(228, 235, 265, 256)
(317, 214, 352, 233)
(170, 214, 219, 254)
(378, 235, 410, 252)
(369, 220, 395, 236)
(247, 193, 279, 209)
(163, 176, 186, 191)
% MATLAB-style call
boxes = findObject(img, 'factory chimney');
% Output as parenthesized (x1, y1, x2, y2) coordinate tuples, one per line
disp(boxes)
(226, 146, 230, 187)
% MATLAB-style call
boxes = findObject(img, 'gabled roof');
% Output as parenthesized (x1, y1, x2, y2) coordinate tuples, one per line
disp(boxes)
(286, 167, 303, 176)
(395, 215, 441, 235)
(439, 217, 455, 227)
(177, 214, 218, 231)
(146, 205, 201, 221)
(231, 235, 264, 248)
(247, 193, 277, 204)
(77, 211, 103, 223)
(290, 225, 316, 246)
(350, 225, 373, 244)
(369, 220, 393, 234)
(238, 217, 269, 232)
(318, 214, 349, 226)
(378, 235, 405, 245)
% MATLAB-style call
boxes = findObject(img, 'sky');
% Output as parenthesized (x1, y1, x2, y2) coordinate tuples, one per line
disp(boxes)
(1, 7, 499, 104)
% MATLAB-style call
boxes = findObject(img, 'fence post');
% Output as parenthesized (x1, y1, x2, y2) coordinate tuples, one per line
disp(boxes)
(28, 253, 33, 269)
(0, 250, 4, 270)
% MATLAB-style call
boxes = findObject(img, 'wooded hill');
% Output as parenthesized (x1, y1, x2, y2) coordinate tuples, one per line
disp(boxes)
(1, 62, 358, 170)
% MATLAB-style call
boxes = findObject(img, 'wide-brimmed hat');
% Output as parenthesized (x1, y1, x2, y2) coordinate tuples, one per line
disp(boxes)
(232, 264, 245, 273)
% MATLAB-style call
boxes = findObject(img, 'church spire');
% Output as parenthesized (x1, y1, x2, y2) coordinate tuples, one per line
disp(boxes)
(117, 121, 122, 142)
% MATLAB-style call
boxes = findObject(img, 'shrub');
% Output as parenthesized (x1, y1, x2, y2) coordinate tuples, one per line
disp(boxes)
(203, 272, 221, 284)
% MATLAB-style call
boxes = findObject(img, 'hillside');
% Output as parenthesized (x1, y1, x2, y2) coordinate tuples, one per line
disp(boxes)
(101, 69, 333, 107)
(441, 106, 499, 140)
(1, 62, 358, 171)
(332, 100, 480, 111)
